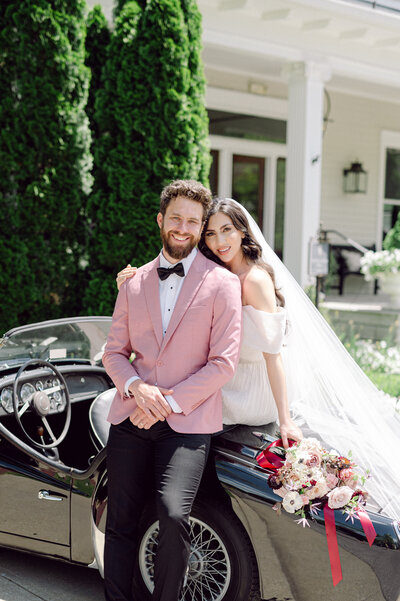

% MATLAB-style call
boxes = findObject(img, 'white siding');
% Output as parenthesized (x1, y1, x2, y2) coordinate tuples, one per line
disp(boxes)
(321, 91, 400, 247)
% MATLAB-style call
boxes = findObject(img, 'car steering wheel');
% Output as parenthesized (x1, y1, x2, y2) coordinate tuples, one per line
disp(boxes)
(13, 359, 71, 449)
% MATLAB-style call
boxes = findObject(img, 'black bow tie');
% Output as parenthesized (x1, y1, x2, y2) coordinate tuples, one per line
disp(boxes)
(157, 262, 185, 281)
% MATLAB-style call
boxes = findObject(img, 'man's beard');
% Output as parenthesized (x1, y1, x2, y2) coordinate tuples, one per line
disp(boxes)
(161, 226, 200, 260)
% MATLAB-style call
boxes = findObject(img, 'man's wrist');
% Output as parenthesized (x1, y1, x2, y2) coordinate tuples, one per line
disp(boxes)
(128, 378, 143, 395)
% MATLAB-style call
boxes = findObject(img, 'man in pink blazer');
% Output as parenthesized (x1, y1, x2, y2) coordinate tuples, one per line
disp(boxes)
(102, 180, 242, 601)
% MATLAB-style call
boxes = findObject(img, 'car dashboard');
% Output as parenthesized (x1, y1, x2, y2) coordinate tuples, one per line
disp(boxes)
(0, 363, 111, 418)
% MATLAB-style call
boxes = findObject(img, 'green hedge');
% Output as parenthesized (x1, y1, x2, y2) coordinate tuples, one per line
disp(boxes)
(84, 0, 210, 315)
(85, 5, 110, 155)
(0, 0, 92, 332)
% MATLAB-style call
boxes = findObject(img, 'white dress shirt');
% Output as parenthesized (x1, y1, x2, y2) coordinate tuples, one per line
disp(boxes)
(124, 247, 198, 412)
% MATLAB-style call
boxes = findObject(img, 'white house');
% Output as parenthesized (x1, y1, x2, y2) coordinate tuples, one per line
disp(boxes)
(90, 0, 400, 286)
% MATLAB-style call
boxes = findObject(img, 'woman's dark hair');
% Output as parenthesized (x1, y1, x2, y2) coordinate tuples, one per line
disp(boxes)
(199, 198, 285, 307)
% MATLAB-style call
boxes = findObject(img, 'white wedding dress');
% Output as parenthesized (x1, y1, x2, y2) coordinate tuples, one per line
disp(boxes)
(222, 306, 286, 426)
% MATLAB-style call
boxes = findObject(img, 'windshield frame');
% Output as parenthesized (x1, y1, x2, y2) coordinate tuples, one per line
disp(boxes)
(0, 316, 112, 366)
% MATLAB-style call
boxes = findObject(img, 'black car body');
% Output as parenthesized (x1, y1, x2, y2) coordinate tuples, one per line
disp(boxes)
(0, 316, 399, 601)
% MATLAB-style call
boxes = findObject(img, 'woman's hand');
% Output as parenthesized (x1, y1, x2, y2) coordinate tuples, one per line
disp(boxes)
(279, 418, 303, 450)
(116, 264, 137, 290)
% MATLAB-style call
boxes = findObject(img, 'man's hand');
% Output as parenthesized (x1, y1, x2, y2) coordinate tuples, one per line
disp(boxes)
(128, 380, 173, 421)
(130, 406, 156, 429)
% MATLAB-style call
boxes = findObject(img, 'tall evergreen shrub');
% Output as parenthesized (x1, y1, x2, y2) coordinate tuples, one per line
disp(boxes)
(84, 0, 210, 315)
(85, 5, 110, 149)
(0, 0, 92, 332)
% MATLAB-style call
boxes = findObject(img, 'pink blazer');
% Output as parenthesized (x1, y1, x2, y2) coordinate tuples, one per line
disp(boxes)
(103, 251, 242, 433)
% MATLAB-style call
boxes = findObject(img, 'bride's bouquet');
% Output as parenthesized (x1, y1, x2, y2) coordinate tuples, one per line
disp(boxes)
(265, 437, 369, 527)
(256, 436, 375, 586)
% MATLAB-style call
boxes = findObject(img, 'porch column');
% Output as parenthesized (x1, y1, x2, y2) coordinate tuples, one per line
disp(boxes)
(283, 61, 331, 286)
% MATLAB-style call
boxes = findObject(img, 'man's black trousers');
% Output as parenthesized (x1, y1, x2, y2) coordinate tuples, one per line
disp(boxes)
(104, 418, 211, 601)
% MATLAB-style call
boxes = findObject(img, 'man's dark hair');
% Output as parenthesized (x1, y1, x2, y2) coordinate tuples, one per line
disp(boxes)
(160, 180, 212, 221)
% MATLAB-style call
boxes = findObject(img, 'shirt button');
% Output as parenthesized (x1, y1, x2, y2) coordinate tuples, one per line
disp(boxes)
(157, 360, 163, 367)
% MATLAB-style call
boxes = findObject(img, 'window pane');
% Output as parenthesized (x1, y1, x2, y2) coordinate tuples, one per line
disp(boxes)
(385, 148, 400, 200)
(208, 109, 286, 144)
(209, 150, 219, 196)
(274, 158, 286, 259)
(232, 155, 265, 227)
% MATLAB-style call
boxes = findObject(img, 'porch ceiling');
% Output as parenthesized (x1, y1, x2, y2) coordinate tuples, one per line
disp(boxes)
(199, 0, 400, 102)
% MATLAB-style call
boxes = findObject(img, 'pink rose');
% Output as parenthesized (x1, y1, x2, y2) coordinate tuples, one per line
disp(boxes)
(306, 452, 321, 468)
(305, 480, 330, 500)
(340, 469, 358, 490)
(325, 473, 338, 490)
(327, 486, 354, 509)
(301, 494, 310, 506)
(299, 438, 323, 459)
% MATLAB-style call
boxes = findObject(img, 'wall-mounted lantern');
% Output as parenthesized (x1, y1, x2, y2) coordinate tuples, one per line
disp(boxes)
(343, 161, 368, 194)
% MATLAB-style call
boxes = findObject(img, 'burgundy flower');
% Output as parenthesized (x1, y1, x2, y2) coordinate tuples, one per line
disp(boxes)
(268, 474, 282, 490)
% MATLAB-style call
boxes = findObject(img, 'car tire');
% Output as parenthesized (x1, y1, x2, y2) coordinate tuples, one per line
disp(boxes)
(133, 498, 260, 601)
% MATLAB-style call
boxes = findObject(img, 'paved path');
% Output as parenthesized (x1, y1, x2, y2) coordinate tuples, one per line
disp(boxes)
(0, 546, 278, 601)
(0, 548, 103, 601)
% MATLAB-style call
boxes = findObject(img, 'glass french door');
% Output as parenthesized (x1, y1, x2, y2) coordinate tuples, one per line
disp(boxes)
(209, 143, 286, 254)
(232, 155, 265, 228)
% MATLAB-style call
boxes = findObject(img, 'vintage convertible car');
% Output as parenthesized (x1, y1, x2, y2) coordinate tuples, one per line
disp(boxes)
(0, 316, 399, 601)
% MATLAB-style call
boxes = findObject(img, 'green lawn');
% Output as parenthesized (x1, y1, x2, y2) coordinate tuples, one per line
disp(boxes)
(365, 371, 400, 398)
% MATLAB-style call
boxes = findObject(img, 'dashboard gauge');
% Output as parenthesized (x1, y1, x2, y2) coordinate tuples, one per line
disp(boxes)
(35, 380, 43, 391)
(46, 379, 53, 389)
(1, 387, 13, 413)
(52, 378, 60, 389)
(53, 391, 66, 412)
(20, 383, 35, 404)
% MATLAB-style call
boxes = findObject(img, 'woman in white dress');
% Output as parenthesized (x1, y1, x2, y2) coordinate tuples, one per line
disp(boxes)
(198, 198, 302, 446)
(116, 198, 400, 518)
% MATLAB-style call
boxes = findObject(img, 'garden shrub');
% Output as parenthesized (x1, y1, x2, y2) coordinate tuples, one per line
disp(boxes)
(84, 0, 210, 315)
(383, 216, 400, 251)
(85, 5, 111, 155)
(0, 0, 92, 332)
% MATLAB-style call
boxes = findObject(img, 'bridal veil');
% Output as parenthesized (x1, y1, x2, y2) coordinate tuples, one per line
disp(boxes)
(231, 199, 400, 520)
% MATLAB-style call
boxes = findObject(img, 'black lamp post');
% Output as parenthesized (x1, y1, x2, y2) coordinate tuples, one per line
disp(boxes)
(343, 161, 368, 193)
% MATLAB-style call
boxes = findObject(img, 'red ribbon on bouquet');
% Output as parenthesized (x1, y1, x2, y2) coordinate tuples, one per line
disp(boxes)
(255, 438, 295, 470)
(357, 507, 377, 547)
(256, 439, 377, 588)
(324, 506, 343, 586)
(324, 505, 376, 586)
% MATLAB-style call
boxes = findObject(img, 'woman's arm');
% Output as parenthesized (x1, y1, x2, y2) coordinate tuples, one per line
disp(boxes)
(116, 264, 137, 289)
(263, 352, 302, 448)
(243, 268, 303, 449)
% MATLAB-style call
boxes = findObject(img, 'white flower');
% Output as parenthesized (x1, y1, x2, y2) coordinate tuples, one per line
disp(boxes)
(360, 249, 400, 280)
(282, 491, 303, 513)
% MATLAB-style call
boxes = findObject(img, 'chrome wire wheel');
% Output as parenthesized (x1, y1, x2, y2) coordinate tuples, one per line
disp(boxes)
(138, 516, 231, 601)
